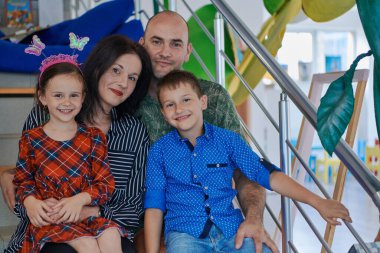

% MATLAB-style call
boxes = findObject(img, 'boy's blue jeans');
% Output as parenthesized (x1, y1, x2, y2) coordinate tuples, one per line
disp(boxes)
(165, 225, 273, 253)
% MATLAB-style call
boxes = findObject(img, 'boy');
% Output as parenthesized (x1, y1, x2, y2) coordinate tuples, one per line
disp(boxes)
(144, 70, 352, 253)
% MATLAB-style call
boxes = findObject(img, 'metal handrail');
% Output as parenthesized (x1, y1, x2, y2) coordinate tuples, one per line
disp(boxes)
(293, 200, 333, 253)
(279, 93, 293, 253)
(210, 0, 380, 211)
(229, 47, 370, 251)
(153, 0, 165, 11)
(221, 50, 280, 131)
(239, 115, 269, 161)
(180, 0, 215, 44)
(209, 1, 375, 252)
(191, 48, 216, 82)
(225, 37, 372, 249)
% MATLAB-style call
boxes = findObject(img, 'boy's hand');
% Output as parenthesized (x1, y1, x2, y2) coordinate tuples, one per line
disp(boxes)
(316, 199, 352, 225)
(24, 196, 54, 227)
(54, 193, 90, 224)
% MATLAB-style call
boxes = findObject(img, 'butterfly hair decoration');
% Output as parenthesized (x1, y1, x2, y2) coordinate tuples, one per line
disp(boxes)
(24, 33, 90, 82)
(69, 32, 90, 52)
(24, 35, 46, 56)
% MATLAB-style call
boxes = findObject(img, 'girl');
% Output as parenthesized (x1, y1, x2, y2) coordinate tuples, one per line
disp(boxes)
(13, 59, 124, 253)
(6, 35, 152, 253)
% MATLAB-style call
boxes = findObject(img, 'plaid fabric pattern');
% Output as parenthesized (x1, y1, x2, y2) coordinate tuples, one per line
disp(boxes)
(13, 125, 124, 252)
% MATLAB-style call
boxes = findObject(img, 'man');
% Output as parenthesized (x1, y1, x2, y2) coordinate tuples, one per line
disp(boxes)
(0, 10, 278, 253)
(136, 10, 278, 253)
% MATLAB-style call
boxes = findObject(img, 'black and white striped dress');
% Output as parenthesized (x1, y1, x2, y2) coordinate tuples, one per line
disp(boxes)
(6, 106, 149, 252)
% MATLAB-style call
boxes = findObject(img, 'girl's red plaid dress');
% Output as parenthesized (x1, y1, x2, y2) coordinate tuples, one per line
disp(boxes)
(14, 125, 126, 252)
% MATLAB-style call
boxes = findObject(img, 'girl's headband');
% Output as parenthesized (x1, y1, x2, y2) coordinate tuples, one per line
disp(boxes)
(24, 33, 90, 82)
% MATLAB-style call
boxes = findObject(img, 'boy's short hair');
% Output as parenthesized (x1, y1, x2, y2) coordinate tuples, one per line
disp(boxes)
(157, 70, 203, 107)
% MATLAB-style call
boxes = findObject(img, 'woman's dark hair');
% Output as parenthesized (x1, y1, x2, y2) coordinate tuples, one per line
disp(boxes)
(80, 35, 152, 123)
(36, 62, 85, 121)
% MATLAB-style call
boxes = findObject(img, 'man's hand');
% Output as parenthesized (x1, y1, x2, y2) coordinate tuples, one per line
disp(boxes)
(234, 170, 279, 253)
(235, 218, 279, 253)
(0, 168, 16, 211)
(24, 196, 54, 227)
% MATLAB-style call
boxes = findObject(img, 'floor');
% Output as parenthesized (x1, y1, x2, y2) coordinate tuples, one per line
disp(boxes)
(265, 175, 379, 253)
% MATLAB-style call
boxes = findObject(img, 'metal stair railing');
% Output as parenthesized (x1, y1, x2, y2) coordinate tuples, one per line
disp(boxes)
(211, 1, 380, 252)
(221, 43, 371, 253)
(209, 0, 380, 210)
(211, 1, 379, 252)
(224, 51, 370, 252)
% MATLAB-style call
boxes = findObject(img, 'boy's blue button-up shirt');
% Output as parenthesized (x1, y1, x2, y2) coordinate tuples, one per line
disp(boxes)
(144, 122, 281, 239)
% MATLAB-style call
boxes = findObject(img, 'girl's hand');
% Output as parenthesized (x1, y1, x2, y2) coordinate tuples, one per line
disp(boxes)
(44, 198, 60, 222)
(54, 192, 91, 224)
(24, 196, 54, 227)
(44, 197, 59, 207)
(316, 199, 352, 225)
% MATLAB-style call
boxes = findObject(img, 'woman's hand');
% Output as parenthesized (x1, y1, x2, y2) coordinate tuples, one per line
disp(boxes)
(24, 196, 54, 227)
(0, 168, 16, 211)
(54, 192, 91, 224)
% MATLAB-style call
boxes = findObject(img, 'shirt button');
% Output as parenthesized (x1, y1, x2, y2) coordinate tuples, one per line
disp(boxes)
(216, 164, 220, 167)
(204, 186, 208, 190)
(193, 153, 197, 157)
(205, 203, 209, 207)
(193, 175, 198, 178)
(210, 216, 214, 220)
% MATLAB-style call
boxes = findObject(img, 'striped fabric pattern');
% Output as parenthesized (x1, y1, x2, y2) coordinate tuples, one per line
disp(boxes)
(5, 106, 149, 252)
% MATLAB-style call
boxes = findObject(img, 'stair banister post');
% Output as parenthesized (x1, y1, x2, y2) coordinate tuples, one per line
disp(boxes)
(214, 12, 225, 87)
(279, 92, 292, 253)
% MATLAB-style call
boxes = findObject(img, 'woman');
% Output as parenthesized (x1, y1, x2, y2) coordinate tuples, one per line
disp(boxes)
(6, 35, 152, 253)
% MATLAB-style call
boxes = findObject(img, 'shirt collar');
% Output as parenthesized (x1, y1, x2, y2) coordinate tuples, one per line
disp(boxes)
(173, 121, 212, 144)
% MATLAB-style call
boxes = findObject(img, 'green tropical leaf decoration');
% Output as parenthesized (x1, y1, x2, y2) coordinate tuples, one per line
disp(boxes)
(317, 51, 372, 156)
(264, 0, 286, 15)
(183, 4, 235, 82)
